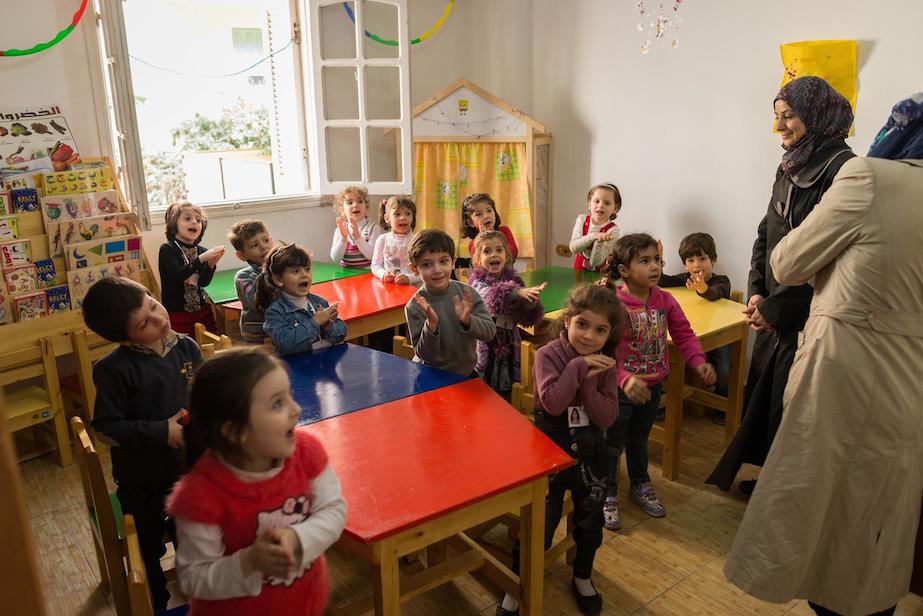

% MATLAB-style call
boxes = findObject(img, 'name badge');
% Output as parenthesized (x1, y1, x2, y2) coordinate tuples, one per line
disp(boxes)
(567, 405, 589, 428)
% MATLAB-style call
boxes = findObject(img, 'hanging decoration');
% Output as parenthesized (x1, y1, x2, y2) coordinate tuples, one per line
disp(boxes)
(636, 0, 683, 55)
(1, 0, 89, 57)
(342, 0, 453, 46)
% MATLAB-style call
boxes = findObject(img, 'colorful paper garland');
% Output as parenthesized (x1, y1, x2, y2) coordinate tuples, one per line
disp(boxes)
(342, 0, 453, 46)
(1, 0, 89, 57)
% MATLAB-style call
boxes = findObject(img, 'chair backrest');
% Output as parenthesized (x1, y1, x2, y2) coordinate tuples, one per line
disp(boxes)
(730, 289, 744, 304)
(510, 340, 537, 415)
(123, 514, 154, 616)
(201, 335, 233, 359)
(71, 416, 130, 614)
(392, 335, 415, 360)
(194, 322, 223, 348)
(71, 330, 117, 416)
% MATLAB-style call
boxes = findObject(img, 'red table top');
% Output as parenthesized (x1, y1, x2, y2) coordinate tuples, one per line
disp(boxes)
(221, 274, 417, 321)
(302, 379, 573, 543)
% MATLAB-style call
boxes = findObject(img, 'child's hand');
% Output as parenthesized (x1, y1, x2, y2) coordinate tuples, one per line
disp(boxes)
(199, 246, 225, 267)
(415, 295, 439, 331)
(336, 217, 349, 241)
(350, 220, 361, 239)
(696, 362, 717, 387)
(166, 409, 186, 449)
(686, 271, 708, 293)
(394, 273, 410, 285)
(623, 376, 652, 405)
(243, 528, 296, 579)
(583, 354, 616, 378)
(594, 231, 615, 242)
(517, 283, 547, 303)
(453, 287, 474, 326)
(315, 302, 338, 327)
(382, 272, 395, 283)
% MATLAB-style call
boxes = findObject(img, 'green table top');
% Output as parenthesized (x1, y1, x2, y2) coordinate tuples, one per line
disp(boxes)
(208, 262, 370, 304)
(519, 266, 601, 312)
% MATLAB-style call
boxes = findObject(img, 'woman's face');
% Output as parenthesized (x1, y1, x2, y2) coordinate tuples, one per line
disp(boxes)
(774, 99, 807, 149)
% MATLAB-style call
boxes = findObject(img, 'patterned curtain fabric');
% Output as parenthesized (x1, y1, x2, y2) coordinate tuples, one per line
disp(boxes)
(413, 141, 533, 258)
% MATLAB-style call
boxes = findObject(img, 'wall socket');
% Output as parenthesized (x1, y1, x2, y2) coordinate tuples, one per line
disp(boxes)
(555, 244, 572, 257)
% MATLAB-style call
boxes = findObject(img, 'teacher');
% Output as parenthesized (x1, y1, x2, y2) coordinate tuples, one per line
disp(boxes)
(723, 93, 923, 616)
(707, 76, 855, 493)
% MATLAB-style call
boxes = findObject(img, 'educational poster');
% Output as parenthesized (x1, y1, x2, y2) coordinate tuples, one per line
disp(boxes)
(42, 168, 114, 197)
(0, 104, 78, 173)
(0, 238, 32, 268)
(0, 215, 18, 240)
(41, 189, 119, 225)
(14, 291, 48, 321)
(66, 235, 142, 271)
(46, 285, 72, 314)
(46, 212, 133, 258)
(68, 259, 142, 308)
(780, 40, 858, 131)
(3, 264, 38, 295)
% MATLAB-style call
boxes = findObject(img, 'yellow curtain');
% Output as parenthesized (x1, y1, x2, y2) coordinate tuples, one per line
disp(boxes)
(413, 141, 533, 259)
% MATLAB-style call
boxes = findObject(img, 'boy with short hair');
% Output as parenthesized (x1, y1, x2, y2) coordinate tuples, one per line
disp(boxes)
(83, 277, 203, 611)
(404, 229, 496, 376)
(228, 219, 273, 343)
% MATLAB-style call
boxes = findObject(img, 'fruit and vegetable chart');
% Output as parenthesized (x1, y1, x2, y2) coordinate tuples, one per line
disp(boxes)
(0, 105, 77, 173)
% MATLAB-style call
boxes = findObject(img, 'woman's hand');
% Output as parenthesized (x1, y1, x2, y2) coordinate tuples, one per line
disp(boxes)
(743, 294, 772, 331)
(622, 375, 651, 405)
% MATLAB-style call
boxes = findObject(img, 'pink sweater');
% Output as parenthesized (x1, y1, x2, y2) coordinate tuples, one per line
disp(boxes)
(615, 285, 706, 388)
(532, 333, 619, 429)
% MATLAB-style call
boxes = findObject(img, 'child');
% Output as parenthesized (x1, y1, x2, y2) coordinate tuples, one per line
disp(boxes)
(229, 219, 274, 344)
(371, 195, 419, 285)
(404, 229, 496, 376)
(601, 234, 716, 530)
(659, 232, 732, 416)
(467, 229, 545, 399)
(329, 186, 381, 269)
(159, 200, 225, 335)
(569, 183, 622, 272)
(83, 277, 203, 611)
(168, 346, 346, 615)
(496, 284, 621, 616)
(258, 244, 347, 356)
(458, 192, 519, 270)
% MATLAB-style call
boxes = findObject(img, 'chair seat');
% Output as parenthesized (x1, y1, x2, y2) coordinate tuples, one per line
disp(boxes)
(60, 373, 82, 395)
(5, 386, 55, 432)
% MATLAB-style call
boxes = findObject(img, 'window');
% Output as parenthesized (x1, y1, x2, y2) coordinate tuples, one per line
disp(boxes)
(95, 0, 412, 229)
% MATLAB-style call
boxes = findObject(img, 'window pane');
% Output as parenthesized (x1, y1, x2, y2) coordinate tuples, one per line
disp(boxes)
(367, 127, 402, 182)
(122, 0, 307, 208)
(319, 2, 356, 60)
(322, 67, 359, 121)
(362, 1, 399, 60)
(326, 127, 361, 182)
(365, 66, 401, 120)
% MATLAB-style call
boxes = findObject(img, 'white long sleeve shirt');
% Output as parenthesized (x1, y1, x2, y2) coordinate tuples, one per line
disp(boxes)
(370, 231, 420, 285)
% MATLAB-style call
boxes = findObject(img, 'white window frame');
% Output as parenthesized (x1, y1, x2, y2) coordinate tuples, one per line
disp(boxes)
(92, 0, 413, 231)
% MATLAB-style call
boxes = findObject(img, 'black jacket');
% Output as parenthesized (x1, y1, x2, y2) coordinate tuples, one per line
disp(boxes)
(158, 241, 216, 313)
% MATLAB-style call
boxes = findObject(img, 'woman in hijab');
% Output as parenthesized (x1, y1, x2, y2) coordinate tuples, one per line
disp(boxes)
(723, 93, 923, 616)
(707, 76, 855, 494)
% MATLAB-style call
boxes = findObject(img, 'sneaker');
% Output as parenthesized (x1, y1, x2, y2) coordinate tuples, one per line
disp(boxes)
(602, 496, 621, 530)
(629, 482, 666, 518)
(571, 578, 603, 616)
(738, 479, 757, 497)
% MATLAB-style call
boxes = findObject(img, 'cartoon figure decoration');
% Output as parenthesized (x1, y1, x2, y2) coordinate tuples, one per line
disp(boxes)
(434, 179, 459, 209)
(457, 98, 469, 116)
(495, 149, 520, 181)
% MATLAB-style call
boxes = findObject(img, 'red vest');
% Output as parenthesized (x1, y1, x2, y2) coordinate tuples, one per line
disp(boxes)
(167, 430, 330, 616)
(573, 217, 616, 271)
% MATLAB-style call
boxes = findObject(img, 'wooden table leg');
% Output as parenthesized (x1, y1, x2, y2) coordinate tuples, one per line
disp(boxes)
(519, 478, 546, 616)
(725, 325, 748, 444)
(662, 349, 685, 480)
(372, 537, 400, 615)
(426, 540, 447, 567)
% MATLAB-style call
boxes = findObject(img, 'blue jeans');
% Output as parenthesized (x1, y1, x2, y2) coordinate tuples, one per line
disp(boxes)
(606, 382, 663, 495)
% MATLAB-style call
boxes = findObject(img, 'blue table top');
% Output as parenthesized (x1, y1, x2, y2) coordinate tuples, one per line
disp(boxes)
(282, 343, 468, 425)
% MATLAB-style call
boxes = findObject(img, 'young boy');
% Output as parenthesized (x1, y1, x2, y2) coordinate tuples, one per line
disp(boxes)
(602, 234, 716, 530)
(228, 219, 273, 343)
(659, 232, 732, 415)
(404, 229, 496, 376)
(83, 277, 203, 611)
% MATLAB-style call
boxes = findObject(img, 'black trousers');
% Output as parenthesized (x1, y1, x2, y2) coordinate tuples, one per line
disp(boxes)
(117, 484, 174, 611)
(808, 602, 896, 616)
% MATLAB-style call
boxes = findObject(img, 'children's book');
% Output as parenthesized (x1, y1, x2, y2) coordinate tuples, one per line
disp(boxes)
(0, 238, 31, 268)
(41, 189, 119, 225)
(66, 235, 142, 271)
(68, 259, 142, 308)
(0, 215, 18, 240)
(46, 285, 71, 314)
(42, 167, 114, 196)
(14, 291, 48, 321)
(34, 258, 58, 288)
(3, 264, 38, 294)
(0, 192, 10, 216)
(0, 171, 36, 192)
(12, 188, 39, 212)
(0, 288, 12, 325)
(46, 212, 132, 258)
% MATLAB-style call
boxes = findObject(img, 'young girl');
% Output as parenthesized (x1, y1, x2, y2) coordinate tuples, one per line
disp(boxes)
(258, 244, 347, 356)
(158, 200, 225, 335)
(569, 183, 621, 272)
(467, 230, 545, 400)
(329, 186, 381, 269)
(371, 195, 419, 285)
(168, 346, 346, 616)
(601, 233, 716, 531)
(458, 192, 518, 269)
(496, 283, 621, 616)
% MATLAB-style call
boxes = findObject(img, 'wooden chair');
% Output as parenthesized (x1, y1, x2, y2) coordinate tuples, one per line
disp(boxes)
(194, 322, 225, 348)
(509, 340, 537, 414)
(201, 335, 233, 359)
(392, 335, 415, 360)
(0, 337, 72, 466)
(60, 329, 118, 424)
(123, 514, 153, 616)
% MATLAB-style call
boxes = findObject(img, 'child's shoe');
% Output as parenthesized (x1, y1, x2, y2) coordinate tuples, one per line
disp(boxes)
(602, 495, 621, 531)
(629, 482, 666, 518)
(571, 578, 603, 615)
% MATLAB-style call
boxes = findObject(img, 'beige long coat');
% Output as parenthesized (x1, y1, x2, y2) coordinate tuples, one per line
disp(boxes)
(724, 157, 923, 615)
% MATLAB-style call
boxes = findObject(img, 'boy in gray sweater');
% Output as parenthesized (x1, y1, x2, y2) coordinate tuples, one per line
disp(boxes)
(404, 229, 496, 376)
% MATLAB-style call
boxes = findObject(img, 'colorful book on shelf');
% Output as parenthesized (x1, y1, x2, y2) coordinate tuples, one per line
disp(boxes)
(46, 285, 71, 314)
(12, 188, 39, 212)
(0, 214, 18, 240)
(3, 264, 38, 294)
(14, 291, 48, 322)
(46, 211, 132, 258)
(34, 258, 58, 288)
(0, 171, 37, 192)
(68, 259, 142, 309)
(0, 238, 31, 268)
(41, 189, 119, 225)
(0, 192, 10, 216)
(42, 167, 114, 196)
(66, 235, 142, 271)
(0, 287, 12, 325)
